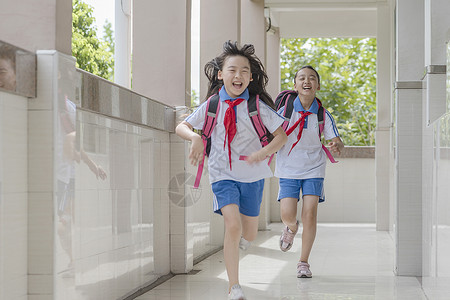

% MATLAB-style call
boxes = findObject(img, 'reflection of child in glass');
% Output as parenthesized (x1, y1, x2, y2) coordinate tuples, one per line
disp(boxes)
(59, 96, 107, 181)
(0, 44, 16, 91)
(56, 96, 106, 276)
(176, 41, 287, 300)
(275, 66, 344, 278)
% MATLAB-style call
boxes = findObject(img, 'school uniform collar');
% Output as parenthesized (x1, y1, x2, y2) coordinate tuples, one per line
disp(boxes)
(219, 87, 249, 101)
(293, 96, 319, 114)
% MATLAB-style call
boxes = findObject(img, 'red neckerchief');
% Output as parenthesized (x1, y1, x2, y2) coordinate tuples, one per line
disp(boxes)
(223, 98, 245, 169)
(285, 111, 313, 155)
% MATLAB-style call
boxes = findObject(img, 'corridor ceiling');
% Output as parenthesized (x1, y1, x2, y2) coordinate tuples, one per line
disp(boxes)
(264, 0, 381, 38)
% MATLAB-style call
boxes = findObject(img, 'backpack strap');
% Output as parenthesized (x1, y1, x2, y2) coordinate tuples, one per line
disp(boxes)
(316, 98, 325, 135)
(248, 95, 270, 146)
(275, 90, 291, 110)
(203, 95, 220, 157)
(247, 95, 274, 165)
(316, 98, 337, 163)
(275, 90, 297, 132)
(281, 93, 296, 131)
(194, 94, 220, 189)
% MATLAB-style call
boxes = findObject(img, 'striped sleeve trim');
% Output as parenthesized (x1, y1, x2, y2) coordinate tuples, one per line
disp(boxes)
(325, 110, 339, 137)
(259, 100, 285, 121)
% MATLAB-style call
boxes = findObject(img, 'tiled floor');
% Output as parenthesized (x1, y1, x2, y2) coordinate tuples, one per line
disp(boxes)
(135, 223, 446, 300)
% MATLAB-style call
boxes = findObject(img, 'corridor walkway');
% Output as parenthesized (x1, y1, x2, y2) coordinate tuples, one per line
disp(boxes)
(135, 223, 437, 300)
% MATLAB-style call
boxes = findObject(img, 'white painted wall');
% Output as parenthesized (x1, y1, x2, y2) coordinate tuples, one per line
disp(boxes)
(270, 155, 376, 223)
(0, 91, 28, 300)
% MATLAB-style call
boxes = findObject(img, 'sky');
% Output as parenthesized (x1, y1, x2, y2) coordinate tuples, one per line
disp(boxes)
(84, 0, 115, 38)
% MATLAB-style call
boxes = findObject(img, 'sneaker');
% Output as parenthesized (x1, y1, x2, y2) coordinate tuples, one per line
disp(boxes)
(279, 221, 298, 252)
(297, 261, 312, 278)
(239, 237, 251, 251)
(228, 284, 246, 300)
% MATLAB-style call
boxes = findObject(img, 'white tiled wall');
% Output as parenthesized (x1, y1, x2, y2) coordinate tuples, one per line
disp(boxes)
(421, 110, 450, 299)
(27, 51, 61, 300)
(0, 91, 28, 300)
(53, 109, 172, 299)
(19, 50, 226, 299)
(431, 115, 450, 277)
(186, 154, 224, 263)
(269, 156, 376, 223)
(169, 131, 224, 273)
(421, 106, 435, 277)
(73, 111, 170, 299)
(425, 73, 446, 125)
(395, 88, 423, 276)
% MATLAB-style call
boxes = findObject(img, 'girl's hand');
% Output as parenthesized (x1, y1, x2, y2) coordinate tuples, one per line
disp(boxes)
(96, 165, 107, 180)
(245, 148, 268, 165)
(189, 135, 204, 166)
(328, 141, 340, 155)
(245, 127, 287, 165)
(176, 121, 204, 166)
(328, 137, 344, 155)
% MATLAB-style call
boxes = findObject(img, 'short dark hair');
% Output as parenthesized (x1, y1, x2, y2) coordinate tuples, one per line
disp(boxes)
(293, 65, 320, 86)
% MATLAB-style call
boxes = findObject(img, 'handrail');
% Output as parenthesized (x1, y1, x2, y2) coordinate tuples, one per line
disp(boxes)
(77, 69, 175, 132)
(0, 40, 36, 98)
(337, 146, 375, 158)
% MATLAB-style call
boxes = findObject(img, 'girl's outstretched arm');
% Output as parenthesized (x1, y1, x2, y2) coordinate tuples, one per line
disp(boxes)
(245, 126, 287, 164)
(175, 121, 204, 165)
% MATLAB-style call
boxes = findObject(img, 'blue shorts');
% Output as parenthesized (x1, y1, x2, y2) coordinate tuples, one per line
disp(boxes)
(211, 179, 265, 217)
(278, 178, 325, 203)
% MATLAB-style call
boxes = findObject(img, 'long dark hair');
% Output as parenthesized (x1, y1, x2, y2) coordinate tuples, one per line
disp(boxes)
(204, 41, 274, 109)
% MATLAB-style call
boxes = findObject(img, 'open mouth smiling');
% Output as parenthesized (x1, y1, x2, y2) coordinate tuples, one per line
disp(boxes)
(233, 82, 243, 89)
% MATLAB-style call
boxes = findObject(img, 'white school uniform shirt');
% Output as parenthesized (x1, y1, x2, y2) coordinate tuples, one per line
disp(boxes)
(274, 96, 340, 179)
(185, 88, 284, 184)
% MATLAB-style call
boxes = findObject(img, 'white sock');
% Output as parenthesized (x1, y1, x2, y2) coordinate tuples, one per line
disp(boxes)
(239, 237, 251, 251)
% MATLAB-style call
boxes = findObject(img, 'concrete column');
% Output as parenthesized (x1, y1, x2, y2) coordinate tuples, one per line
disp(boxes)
(263, 28, 280, 228)
(396, 0, 425, 81)
(424, 0, 450, 66)
(266, 28, 281, 223)
(240, 0, 266, 64)
(421, 70, 438, 278)
(114, 0, 132, 88)
(169, 126, 194, 274)
(26, 50, 77, 300)
(266, 29, 281, 103)
(200, 0, 239, 101)
(423, 0, 449, 125)
(394, 82, 423, 276)
(0, 0, 72, 55)
(133, 1, 192, 272)
(375, 1, 394, 231)
(241, 0, 269, 229)
(394, 0, 425, 276)
(422, 0, 450, 278)
(0, 1, 73, 298)
(132, 0, 191, 107)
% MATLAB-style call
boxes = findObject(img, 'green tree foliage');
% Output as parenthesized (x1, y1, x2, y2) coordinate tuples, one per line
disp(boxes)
(280, 38, 377, 146)
(72, 0, 114, 80)
(191, 89, 199, 107)
(103, 20, 115, 81)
